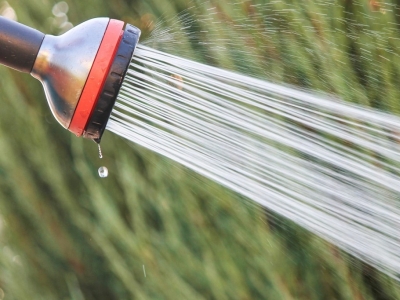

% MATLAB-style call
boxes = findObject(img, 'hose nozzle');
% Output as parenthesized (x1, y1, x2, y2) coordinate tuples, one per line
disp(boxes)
(0, 17, 140, 142)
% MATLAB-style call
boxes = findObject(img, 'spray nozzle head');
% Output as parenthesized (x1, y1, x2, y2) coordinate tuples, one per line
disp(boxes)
(0, 16, 140, 142)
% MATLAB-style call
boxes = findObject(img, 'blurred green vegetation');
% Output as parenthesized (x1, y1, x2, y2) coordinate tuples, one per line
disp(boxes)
(1, 0, 400, 299)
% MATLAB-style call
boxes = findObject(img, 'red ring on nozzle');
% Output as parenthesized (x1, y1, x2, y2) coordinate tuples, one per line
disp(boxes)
(68, 19, 124, 136)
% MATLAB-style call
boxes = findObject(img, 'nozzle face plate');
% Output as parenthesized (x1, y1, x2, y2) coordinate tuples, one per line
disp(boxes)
(31, 18, 110, 128)
(68, 19, 124, 136)
(83, 24, 141, 142)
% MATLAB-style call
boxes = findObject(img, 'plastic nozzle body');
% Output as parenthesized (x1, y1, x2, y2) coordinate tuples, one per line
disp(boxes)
(0, 16, 44, 73)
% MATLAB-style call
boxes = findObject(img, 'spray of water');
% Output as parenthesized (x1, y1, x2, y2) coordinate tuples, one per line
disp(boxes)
(107, 44, 400, 280)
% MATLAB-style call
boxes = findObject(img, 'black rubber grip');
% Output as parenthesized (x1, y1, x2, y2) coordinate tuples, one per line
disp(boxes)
(0, 16, 45, 73)
(84, 24, 140, 142)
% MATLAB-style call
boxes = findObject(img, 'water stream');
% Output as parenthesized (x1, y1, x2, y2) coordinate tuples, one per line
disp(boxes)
(107, 44, 400, 280)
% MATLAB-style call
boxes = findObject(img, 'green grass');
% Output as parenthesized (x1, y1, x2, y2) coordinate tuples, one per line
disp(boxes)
(1, 0, 400, 299)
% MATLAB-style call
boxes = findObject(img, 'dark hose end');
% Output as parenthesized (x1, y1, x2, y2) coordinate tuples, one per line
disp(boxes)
(0, 16, 44, 73)
(83, 24, 141, 143)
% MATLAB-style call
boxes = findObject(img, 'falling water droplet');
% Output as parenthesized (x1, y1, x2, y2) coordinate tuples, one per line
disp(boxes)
(98, 166, 108, 178)
(98, 143, 103, 159)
